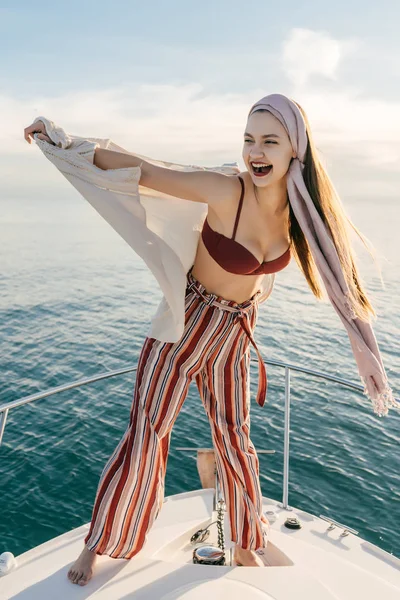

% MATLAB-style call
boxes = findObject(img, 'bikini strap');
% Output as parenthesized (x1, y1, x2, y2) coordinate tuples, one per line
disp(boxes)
(232, 175, 245, 240)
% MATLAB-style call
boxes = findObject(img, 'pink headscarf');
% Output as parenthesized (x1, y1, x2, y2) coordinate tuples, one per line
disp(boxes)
(248, 93, 398, 417)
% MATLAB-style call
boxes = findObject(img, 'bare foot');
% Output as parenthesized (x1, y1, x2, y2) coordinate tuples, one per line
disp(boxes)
(67, 544, 97, 586)
(234, 544, 266, 567)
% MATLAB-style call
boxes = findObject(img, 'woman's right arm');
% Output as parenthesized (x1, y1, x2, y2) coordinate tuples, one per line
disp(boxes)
(94, 148, 237, 207)
(24, 119, 237, 209)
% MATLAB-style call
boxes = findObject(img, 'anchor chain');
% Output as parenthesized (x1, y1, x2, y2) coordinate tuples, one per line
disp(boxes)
(216, 497, 226, 552)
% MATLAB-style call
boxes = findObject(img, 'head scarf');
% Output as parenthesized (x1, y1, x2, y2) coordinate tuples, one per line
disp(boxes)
(247, 93, 398, 417)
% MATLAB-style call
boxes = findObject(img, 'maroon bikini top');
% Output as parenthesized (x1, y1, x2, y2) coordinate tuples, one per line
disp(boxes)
(201, 175, 291, 275)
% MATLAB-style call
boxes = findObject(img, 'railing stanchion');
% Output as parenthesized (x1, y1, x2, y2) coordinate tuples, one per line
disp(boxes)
(282, 366, 291, 510)
(0, 407, 8, 446)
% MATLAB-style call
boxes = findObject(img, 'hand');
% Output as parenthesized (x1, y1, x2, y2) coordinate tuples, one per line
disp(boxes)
(24, 120, 56, 145)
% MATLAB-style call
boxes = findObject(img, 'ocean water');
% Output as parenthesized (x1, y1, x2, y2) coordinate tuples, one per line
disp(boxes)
(1, 189, 399, 561)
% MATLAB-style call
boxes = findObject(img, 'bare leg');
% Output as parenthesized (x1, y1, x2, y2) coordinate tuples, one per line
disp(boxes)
(67, 545, 97, 586)
(234, 545, 266, 567)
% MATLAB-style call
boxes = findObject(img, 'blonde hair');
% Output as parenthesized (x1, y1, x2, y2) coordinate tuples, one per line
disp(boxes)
(256, 103, 384, 323)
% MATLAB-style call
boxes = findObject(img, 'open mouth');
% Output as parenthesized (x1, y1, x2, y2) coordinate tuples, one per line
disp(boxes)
(250, 162, 273, 177)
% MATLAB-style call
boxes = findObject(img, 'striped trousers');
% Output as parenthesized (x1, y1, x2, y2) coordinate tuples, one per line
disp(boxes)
(84, 267, 271, 559)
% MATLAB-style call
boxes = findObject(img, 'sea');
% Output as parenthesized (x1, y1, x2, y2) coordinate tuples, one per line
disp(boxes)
(1, 188, 399, 560)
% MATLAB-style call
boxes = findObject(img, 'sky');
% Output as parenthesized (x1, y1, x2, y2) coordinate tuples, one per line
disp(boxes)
(2, 0, 400, 201)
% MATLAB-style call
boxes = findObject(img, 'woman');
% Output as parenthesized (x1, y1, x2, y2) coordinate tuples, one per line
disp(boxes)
(24, 93, 397, 585)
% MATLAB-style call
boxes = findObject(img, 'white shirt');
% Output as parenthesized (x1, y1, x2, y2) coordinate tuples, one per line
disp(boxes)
(33, 116, 276, 342)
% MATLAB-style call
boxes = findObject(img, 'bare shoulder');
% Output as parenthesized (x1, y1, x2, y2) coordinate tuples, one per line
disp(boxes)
(205, 172, 242, 213)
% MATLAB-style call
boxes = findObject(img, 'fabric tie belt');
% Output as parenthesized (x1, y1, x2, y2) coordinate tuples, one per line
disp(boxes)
(186, 278, 268, 408)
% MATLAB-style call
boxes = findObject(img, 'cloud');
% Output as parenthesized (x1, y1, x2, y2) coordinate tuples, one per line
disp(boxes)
(281, 27, 362, 86)
(4, 27, 400, 200)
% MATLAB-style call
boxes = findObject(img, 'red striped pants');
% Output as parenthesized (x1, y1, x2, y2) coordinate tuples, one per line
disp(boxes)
(84, 267, 271, 559)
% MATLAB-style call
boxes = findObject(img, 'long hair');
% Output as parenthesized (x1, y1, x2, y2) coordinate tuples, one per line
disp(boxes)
(255, 105, 384, 323)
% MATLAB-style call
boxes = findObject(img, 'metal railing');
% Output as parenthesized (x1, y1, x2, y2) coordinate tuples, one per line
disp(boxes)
(0, 358, 386, 510)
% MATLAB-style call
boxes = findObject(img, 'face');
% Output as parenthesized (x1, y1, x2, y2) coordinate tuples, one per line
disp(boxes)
(242, 110, 296, 188)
